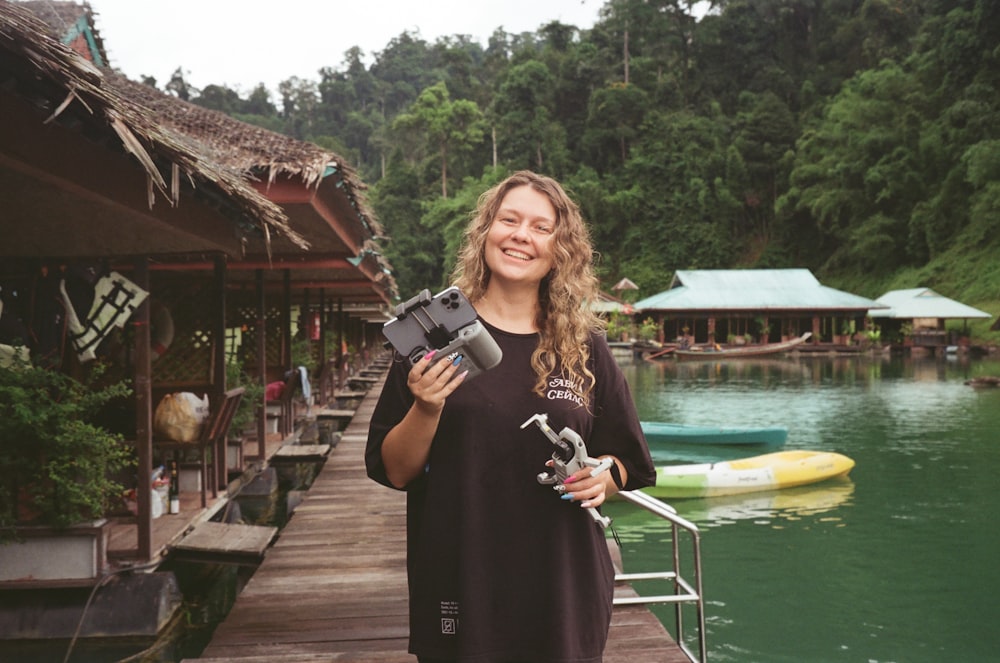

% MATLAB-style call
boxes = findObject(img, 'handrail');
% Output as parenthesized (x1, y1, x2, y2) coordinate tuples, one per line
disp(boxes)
(613, 489, 707, 663)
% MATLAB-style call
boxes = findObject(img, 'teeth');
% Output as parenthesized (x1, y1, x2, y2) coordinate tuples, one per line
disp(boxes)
(504, 249, 532, 261)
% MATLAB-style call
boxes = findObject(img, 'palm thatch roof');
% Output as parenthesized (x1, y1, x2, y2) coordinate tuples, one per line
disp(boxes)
(18, 0, 108, 65)
(1, 1, 306, 254)
(109, 72, 386, 253)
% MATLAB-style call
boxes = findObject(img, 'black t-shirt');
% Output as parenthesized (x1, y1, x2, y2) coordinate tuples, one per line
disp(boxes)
(366, 321, 655, 662)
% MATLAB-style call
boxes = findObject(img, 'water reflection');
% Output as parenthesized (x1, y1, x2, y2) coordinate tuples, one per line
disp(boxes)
(613, 354, 1000, 663)
(610, 480, 855, 536)
(673, 481, 855, 527)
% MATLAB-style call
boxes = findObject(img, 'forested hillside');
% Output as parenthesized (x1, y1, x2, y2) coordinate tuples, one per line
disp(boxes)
(155, 0, 999, 339)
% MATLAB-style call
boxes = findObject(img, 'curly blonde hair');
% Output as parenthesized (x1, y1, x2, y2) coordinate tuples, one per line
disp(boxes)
(451, 171, 604, 399)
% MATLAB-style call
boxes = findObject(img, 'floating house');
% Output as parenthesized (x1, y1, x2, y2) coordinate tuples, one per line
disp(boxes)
(632, 269, 885, 345)
(868, 288, 992, 351)
(1, 0, 395, 588)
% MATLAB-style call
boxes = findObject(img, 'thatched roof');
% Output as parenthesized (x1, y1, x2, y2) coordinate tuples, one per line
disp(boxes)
(110, 73, 385, 241)
(18, 0, 108, 65)
(0, 1, 306, 252)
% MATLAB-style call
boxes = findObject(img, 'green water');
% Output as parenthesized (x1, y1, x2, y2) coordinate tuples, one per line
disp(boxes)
(606, 354, 1000, 663)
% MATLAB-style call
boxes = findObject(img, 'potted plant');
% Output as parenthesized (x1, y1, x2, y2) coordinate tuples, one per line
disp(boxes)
(225, 361, 263, 435)
(605, 312, 631, 342)
(0, 352, 131, 580)
(637, 317, 660, 344)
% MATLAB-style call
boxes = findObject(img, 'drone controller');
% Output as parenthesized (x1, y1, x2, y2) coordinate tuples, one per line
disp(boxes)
(382, 287, 502, 381)
(521, 413, 613, 528)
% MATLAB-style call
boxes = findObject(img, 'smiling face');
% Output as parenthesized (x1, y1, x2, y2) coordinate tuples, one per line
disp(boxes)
(483, 184, 558, 289)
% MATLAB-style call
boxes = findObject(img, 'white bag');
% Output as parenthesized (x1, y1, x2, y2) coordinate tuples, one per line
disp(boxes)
(153, 392, 210, 442)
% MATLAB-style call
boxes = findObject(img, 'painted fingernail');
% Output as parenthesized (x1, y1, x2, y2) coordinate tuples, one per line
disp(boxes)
(458, 370, 469, 380)
(451, 354, 464, 366)
(563, 475, 577, 484)
(561, 493, 574, 501)
(580, 501, 592, 508)
(424, 350, 437, 361)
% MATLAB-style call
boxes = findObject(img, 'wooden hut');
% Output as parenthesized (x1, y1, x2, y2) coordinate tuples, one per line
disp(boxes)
(632, 269, 885, 346)
(2, 0, 395, 568)
(868, 288, 992, 352)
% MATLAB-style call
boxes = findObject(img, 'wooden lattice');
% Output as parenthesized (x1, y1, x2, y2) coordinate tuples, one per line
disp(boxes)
(150, 275, 215, 385)
(226, 292, 286, 377)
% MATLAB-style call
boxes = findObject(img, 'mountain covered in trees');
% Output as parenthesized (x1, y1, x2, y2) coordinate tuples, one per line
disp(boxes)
(152, 0, 999, 337)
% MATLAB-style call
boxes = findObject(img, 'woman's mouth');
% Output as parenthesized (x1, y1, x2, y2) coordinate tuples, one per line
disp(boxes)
(503, 248, 532, 261)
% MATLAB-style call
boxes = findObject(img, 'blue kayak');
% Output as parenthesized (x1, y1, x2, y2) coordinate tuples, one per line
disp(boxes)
(640, 421, 788, 450)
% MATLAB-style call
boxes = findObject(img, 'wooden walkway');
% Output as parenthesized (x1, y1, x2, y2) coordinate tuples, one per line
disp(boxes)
(190, 372, 691, 663)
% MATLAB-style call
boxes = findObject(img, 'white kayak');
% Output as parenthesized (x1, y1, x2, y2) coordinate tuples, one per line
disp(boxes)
(643, 450, 855, 498)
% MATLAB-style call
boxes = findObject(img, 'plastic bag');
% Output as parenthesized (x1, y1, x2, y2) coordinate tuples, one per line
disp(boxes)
(153, 392, 210, 443)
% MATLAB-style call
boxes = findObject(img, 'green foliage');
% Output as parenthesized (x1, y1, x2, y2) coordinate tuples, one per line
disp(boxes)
(391, 82, 486, 198)
(225, 360, 264, 436)
(605, 312, 631, 341)
(0, 358, 132, 537)
(176, 1, 1000, 340)
(637, 317, 660, 342)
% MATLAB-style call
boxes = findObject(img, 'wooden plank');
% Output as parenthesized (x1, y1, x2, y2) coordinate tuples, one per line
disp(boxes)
(314, 408, 356, 419)
(170, 522, 277, 565)
(273, 444, 331, 460)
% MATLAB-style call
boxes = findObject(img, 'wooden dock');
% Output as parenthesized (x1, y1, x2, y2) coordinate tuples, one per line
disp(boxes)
(189, 373, 693, 663)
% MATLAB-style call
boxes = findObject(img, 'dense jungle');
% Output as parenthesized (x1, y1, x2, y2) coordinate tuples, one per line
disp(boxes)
(143, 0, 1000, 341)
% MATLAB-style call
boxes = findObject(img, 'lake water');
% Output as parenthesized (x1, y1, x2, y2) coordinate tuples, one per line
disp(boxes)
(605, 353, 1000, 663)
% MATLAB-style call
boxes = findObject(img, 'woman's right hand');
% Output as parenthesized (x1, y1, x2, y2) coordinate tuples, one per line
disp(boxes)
(408, 349, 468, 415)
(381, 350, 468, 488)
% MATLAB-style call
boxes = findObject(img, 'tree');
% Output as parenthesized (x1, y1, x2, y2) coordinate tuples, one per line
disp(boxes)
(371, 158, 443, 297)
(392, 82, 486, 198)
(278, 76, 320, 139)
(165, 67, 197, 101)
(780, 64, 927, 273)
(492, 60, 567, 174)
(584, 82, 651, 170)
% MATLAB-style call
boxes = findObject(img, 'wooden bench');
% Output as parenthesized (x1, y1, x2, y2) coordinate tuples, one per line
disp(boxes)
(153, 387, 244, 507)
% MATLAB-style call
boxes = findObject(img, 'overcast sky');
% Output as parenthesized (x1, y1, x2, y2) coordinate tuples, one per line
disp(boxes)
(83, 0, 606, 95)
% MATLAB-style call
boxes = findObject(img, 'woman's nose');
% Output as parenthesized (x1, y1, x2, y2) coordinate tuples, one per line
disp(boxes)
(510, 221, 530, 241)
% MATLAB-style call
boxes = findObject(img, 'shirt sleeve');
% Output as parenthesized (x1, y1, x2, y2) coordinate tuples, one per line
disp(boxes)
(365, 356, 414, 490)
(588, 334, 656, 491)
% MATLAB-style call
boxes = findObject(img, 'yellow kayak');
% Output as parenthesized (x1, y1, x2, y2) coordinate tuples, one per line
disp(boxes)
(644, 450, 855, 498)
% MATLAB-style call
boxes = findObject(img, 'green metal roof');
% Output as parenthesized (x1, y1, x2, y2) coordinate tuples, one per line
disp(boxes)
(633, 269, 884, 313)
(868, 288, 991, 320)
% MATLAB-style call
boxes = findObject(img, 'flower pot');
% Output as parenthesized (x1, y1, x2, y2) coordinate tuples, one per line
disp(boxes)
(0, 519, 109, 583)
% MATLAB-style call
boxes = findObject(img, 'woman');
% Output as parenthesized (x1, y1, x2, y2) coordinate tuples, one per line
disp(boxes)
(366, 171, 655, 662)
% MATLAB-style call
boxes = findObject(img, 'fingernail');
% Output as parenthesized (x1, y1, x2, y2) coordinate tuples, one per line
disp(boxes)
(561, 493, 574, 501)
(563, 475, 577, 484)
(580, 501, 592, 508)
(424, 350, 437, 361)
(458, 370, 469, 380)
(451, 354, 464, 366)
(554, 484, 567, 493)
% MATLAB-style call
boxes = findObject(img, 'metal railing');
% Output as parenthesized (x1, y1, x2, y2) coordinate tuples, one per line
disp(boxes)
(613, 489, 707, 663)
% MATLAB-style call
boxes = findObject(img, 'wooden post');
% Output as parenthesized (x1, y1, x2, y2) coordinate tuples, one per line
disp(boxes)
(132, 256, 152, 561)
(213, 256, 227, 495)
(282, 269, 292, 371)
(256, 269, 267, 460)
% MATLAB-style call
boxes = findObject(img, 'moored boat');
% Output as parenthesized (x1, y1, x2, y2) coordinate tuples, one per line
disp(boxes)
(674, 331, 812, 360)
(641, 421, 788, 450)
(643, 450, 855, 498)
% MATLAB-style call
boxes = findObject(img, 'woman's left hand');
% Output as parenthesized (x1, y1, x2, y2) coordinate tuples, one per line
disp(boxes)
(554, 456, 621, 509)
